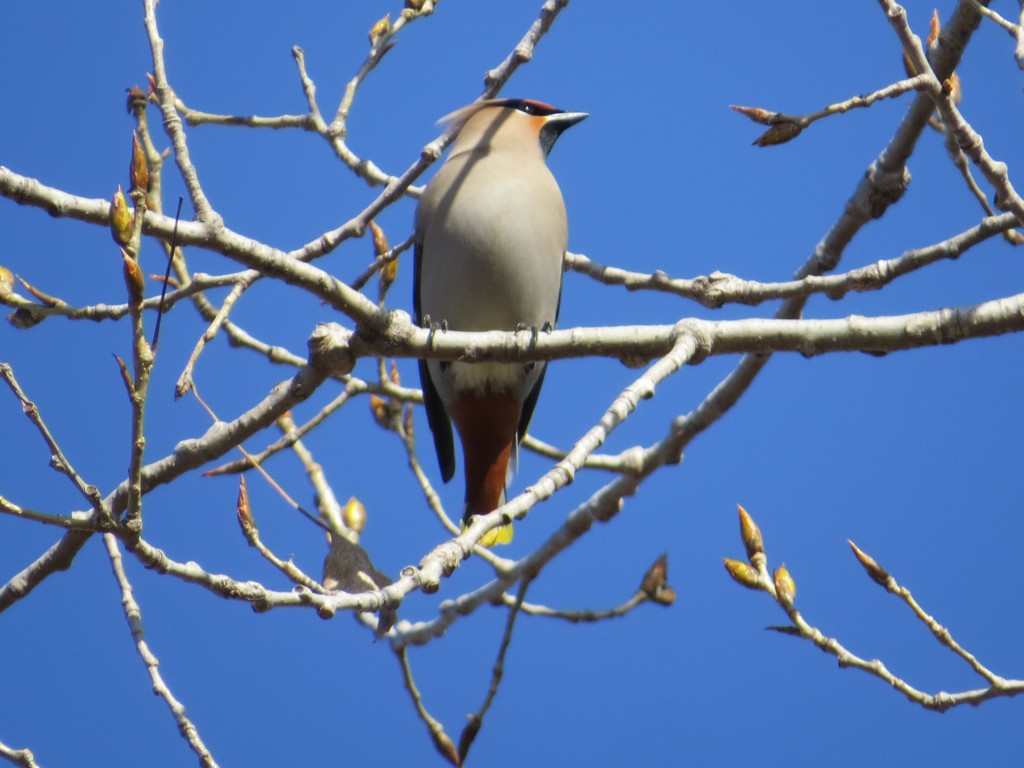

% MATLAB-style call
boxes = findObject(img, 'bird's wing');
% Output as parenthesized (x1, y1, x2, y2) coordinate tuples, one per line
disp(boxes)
(414, 238, 457, 483)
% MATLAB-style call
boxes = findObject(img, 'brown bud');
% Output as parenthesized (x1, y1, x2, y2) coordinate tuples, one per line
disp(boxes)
(639, 552, 676, 606)
(369, 219, 389, 257)
(773, 563, 796, 605)
(17, 276, 62, 307)
(389, 359, 401, 387)
(403, 401, 414, 439)
(946, 71, 962, 105)
(753, 121, 802, 147)
(368, 13, 390, 45)
(126, 84, 147, 114)
(236, 476, 256, 537)
(122, 248, 145, 307)
(341, 496, 366, 534)
(370, 220, 398, 290)
(737, 504, 764, 563)
(130, 131, 149, 193)
(729, 104, 778, 126)
(723, 558, 760, 590)
(927, 9, 941, 49)
(848, 540, 891, 588)
(110, 186, 133, 246)
(902, 50, 917, 78)
(381, 255, 398, 290)
(114, 354, 135, 394)
(369, 394, 391, 428)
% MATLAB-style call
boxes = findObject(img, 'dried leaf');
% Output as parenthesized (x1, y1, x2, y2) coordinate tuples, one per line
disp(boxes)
(125, 84, 147, 114)
(753, 121, 802, 147)
(8, 308, 43, 329)
(322, 532, 396, 637)
(639, 552, 676, 606)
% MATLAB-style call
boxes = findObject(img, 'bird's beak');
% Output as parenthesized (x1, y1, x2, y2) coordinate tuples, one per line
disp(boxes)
(548, 111, 588, 129)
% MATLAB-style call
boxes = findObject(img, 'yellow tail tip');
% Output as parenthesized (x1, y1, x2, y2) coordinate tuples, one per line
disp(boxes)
(463, 520, 514, 547)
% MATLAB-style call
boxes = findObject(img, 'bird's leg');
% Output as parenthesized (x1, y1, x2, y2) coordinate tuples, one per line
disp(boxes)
(422, 315, 448, 348)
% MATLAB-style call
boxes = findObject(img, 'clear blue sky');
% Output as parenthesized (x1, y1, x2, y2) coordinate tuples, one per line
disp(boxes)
(2, 1, 1023, 766)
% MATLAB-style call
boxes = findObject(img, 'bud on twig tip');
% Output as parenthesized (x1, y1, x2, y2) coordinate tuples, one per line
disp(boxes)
(235, 477, 258, 540)
(737, 504, 764, 563)
(729, 105, 778, 125)
(847, 540, 891, 587)
(639, 552, 676, 606)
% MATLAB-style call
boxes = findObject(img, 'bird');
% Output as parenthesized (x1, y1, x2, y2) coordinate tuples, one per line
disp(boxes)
(414, 98, 586, 546)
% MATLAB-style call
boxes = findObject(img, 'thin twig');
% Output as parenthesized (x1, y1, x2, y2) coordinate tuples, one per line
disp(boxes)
(723, 510, 1024, 711)
(395, 646, 459, 766)
(235, 476, 325, 592)
(0, 363, 109, 523)
(459, 577, 532, 763)
(565, 212, 1018, 307)
(0, 496, 96, 531)
(497, 590, 648, 622)
(276, 412, 345, 535)
(103, 533, 220, 767)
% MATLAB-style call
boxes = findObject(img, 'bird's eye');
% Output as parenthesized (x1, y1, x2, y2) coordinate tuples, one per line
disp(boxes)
(500, 99, 561, 117)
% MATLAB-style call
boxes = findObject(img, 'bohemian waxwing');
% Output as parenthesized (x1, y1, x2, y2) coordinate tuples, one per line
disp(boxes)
(414, 98, 587, 546)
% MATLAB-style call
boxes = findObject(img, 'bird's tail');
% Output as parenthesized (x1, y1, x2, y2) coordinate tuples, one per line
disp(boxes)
(450, 391, 520, 547)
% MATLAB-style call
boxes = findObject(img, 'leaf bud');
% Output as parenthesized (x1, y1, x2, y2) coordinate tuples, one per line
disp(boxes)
(130, 131, 149, 193)
(723, 558, 760, 590)
(847, 540, 892, 588)
(110, 186, 133, 246)
(368, 13, 390, 45)
(737, 504, 764, 563)
(342, 496, 367, 534)
(773, 563, 796, 606)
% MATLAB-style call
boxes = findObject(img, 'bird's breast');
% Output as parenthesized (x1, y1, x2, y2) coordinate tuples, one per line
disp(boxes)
(417, 155, 567, 333)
